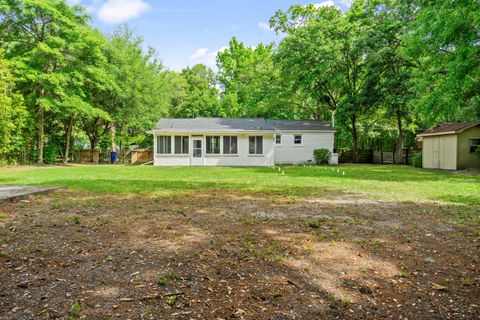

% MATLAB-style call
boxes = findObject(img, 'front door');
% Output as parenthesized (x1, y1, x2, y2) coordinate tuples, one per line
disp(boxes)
(191, 137, 204, 166)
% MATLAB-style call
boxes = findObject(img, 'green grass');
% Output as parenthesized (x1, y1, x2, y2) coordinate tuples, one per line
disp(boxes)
(0, 164, 478, 204)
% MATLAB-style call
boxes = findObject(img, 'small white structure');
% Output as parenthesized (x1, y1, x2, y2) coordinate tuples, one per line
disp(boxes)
(417, 121, 480, 170)
(149, 118, 335, 166)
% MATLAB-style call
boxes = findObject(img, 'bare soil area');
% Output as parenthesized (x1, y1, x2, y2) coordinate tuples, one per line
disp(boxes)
(0, 190, 479, 319)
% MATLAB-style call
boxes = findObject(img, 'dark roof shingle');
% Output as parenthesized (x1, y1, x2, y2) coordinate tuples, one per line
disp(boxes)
(153, 117, 334, 132)
(418, 121, 480, 136)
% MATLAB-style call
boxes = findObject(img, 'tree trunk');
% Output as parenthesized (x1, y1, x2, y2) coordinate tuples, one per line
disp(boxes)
(63, 116, 74, 164)
(351, 117, 359, 163)
(396, 112, 404, 164)
(89, 138, 97, 163)
(110, 124, 115, 151)
(37, 106, 45, 164)
(331, 110, 335, 127)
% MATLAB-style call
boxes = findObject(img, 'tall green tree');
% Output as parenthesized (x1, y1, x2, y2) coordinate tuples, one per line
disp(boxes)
(274, 4, 383, 162)
(217, 37, 288, 118)
(403, 0, 480, 123)
(359, 0, 416, 162)
(0, 50, 27, 161)
(0, 0, 94, 163)
(170, 64, 221, 118)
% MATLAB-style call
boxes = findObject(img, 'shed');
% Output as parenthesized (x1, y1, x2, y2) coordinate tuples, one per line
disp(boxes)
(417, 121, 480, 170)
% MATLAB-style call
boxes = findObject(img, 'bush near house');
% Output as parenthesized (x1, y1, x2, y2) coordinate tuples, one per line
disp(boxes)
(314, 148, 332, 165)
(412, 152, 422, 168)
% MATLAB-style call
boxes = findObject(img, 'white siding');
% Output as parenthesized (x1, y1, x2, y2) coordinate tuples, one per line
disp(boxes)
(154, 133, 274, 166)
(273, 132, 334, 164)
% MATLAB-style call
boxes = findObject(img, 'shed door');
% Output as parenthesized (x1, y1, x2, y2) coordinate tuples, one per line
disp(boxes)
(431, 137, 440, 168)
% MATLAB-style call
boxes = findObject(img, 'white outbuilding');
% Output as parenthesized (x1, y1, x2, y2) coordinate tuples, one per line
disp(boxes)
(417, 121, 480, 170)
(149, 117, 336, 166)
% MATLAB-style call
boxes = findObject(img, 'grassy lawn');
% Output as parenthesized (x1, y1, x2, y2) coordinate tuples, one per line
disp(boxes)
(1, 164, 479, 319)
(0, 164, 478, 204)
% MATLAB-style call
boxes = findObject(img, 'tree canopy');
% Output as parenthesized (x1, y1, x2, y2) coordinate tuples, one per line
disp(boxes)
(0, 0, 478, 163)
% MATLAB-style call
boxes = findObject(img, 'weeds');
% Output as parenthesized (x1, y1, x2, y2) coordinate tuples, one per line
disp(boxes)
(157, 271, 178, 286)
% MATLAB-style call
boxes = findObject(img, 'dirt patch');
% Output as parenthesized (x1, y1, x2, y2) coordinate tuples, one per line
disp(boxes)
(0, 190, 478, 319)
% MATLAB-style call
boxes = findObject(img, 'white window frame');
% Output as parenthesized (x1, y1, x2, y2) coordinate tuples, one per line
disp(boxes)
(156, 136, 171, 154)
(469, 138, 480, 154)
(294, 134, 303, 145)
(249, 136, 263, 155)
(174, 136, 189, 155)
(206, 136, 221, 154)
(223, 136, 238, 155)
(275, 134, 282, 145)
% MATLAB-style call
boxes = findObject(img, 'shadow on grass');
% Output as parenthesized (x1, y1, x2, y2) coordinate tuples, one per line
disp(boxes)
(1, 192, 479, 319)
(4, 178, 336, 198)
(252, 165, 480, 183)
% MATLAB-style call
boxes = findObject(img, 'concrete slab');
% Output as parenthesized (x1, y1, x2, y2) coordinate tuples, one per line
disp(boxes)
(0, 186, 65, 203)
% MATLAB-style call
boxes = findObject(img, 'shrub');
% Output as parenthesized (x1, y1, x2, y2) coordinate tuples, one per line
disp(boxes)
(412, 152, 422, 168)
(43, 144, 59, 164)
(313, 148, 332, 165)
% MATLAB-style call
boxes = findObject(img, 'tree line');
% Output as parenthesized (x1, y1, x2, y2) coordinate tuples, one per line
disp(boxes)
(0, 0, 478, 164)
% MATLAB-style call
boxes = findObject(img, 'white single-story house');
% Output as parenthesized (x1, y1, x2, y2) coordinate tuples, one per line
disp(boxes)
(148, 118, 336, 166)
(417, 121, 480, 170)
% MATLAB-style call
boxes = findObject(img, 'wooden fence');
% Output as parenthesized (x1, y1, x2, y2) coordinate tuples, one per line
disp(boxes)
(338, 149, 418, 165)
(373, 149, 418, 165)
(131, 149, 153, 164)
(73, 149, 153, 164)
(338, 150, 373, 163)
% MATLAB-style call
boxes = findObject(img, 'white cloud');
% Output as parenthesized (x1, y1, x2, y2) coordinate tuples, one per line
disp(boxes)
(338, 0, 353, 7)
(97, 0, 150, 24)
(189, 48, 209, 60)
(188, 46, 228, 68)
(314, 1, 337, 8)
(67, 0, 81, 5)
(258, 22, 272, 32)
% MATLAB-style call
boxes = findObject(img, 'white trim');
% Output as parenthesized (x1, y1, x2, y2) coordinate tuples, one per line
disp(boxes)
(293, 134, 303, 146)
(149, 129, 274, 134)
(417, 131, 457, 137)
(148, 129, 335, 134)
(275, 134, 282, 145)
(417, 121, 480, 137)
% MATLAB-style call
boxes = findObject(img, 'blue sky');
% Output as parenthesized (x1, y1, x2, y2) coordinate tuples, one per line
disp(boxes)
(68, 0, 352, 70)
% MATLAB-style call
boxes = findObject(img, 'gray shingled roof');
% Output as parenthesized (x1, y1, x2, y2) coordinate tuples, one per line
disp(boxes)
(417, 121, 480, 137)
(268, 119, 334, 131)
(153, 118, 334, 132)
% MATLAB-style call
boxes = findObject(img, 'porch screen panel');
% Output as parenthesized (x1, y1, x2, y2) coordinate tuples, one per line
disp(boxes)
(182, 136, 189, 154)
(249, 136, 263, 154)
(223, 136, 238, 154)
(256, 136, 263, 154)
(157, 136, 171, 154)
(206, 136, 220, 154)
(174, 136, 189, 154)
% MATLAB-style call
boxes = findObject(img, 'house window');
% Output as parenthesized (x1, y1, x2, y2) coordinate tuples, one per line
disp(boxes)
(157, 136, 171, 154)
(275, 134, 281, 144)
(249, 136, 263, 154)
(223, 136, 238, 154)
(294, 135, 302, 144)
(206, 136, 220, 154)
(469, 138, 480, 153)
(174, 136, 189, 154)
